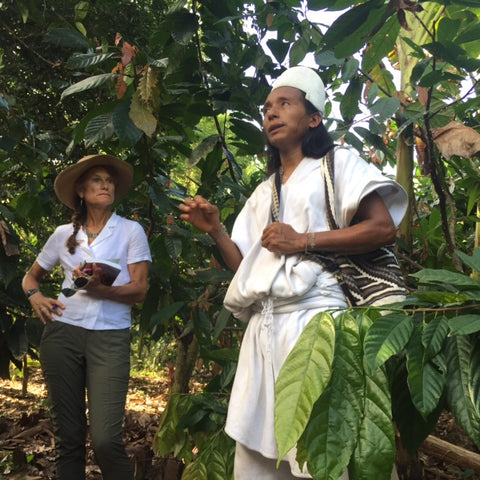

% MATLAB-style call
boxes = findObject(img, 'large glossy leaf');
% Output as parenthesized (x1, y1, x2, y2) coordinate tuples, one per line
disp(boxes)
(411, 268, 480, 289)
(349, 313, 395, 480)
(364, 313, 414, 370)
(84, 113, 114, 146)
(153, 393, 194, 460)
(66, 52, 115, 69)
(323, 0, 387, 58)
(423, 41, 480, 71)
(361, 15, 400, 74)
(189, 135, 219, 168)
(298, 312, 364, 480)
(266, 38, 290, 64)
(369, 97, 401, 122)
(43, 27, 89, 50)
(391, 358, 443, 456)
(182, 461, 208, 480)
(444, 336, 480, 448)
(406, 329, 445, 418)
(274, 311, 336, 462)
(422, 315, 449, 361)
(169, 10, 199, 46)
(340, 78, 362, 122)
(469, 338, 480, 419)
(455, 248, 480, 274)
(112, 99, 144, 147)
(448, 314, 480, 336)
(61, 73, 117, 100)
(7, 319, 28, 361)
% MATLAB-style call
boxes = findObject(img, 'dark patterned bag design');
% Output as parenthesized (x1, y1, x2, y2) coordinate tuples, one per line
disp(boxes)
(311, 149, 407, 307)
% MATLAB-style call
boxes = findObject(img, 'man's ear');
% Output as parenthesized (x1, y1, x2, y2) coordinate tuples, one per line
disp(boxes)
(309, 112, 322, 128)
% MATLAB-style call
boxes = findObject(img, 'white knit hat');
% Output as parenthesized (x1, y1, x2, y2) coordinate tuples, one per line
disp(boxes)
(271, 66, 325, 115)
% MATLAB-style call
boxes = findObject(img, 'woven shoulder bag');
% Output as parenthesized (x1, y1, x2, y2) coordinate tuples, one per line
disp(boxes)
(308, 149, 407, 306)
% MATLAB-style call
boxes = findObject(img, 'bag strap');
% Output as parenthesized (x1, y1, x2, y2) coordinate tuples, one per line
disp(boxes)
(321, 148, 339, 230)
(271, 169, 282, 223)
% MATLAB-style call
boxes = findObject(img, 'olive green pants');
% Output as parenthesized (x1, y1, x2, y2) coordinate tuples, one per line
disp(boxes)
(40, 321, 133, 480)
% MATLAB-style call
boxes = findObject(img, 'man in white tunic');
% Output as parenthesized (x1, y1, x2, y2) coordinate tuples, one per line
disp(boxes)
(179, 66, 408, 479)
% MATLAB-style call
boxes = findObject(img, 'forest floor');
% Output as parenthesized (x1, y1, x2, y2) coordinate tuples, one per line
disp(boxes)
(1, 365, 480, 480)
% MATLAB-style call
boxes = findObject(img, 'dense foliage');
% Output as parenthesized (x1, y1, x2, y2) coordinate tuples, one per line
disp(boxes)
(2, 0, 480, 478)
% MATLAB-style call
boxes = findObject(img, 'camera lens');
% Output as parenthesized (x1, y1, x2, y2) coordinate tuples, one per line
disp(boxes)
(73, 276, 89, 288)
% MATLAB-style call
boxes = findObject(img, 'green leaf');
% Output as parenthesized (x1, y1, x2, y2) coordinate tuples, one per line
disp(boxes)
(84, 113, 114, 146)
(469, 338, 480, 419)
(406, 329, 445, 418)
(422, 315, 449, 361)
(423, 41, 480, 71)
(391, 358, 442, 456)
(169, 10, 199, 45)
(74, 1, 90, 21)
(364, 313, 414, 370)
(266, 38, 290, 64)
(342, 58, 359, 81)
(150, 302, 185, 328)
(43, 27, 89, 50)
(411, 268, 480, 289)
(61, 73, 118, 100)
(189, 135, 220, 168)
(67, 52, 115, 69)
(445, 336, 480, 448)
(8, 319, 28, 361)
(274, 311, 336, 462)
(299, 313, 364, 479)
(456, 22, 480, 45)
(153, 393, 194, 459)
(112, 99, 144, 147)
(361, 15, 400, 74)
(455, 248, 480, 274)
(182, 461, 208, 480)
(340, 78, 362, 122)
(369, 97, 401, 121)
(448, 314, 480, 336)
(289, 35, 310, 65)
(349, 312, 396, 479)
(229, 119, 264, 155)
(350, 361, 395, 479)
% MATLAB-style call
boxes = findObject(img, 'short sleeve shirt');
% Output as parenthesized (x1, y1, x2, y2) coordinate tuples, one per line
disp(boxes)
(36, 213, 152, 330)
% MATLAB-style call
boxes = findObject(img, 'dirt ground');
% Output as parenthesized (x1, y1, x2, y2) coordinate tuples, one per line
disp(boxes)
(1, 365, 480, 480)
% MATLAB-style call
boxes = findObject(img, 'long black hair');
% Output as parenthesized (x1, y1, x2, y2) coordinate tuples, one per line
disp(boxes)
(265, 95, 335, 176)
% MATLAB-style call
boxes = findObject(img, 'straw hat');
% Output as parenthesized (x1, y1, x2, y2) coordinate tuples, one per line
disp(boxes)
(54, 154, 133, 210)
(271, 66, 326, 115)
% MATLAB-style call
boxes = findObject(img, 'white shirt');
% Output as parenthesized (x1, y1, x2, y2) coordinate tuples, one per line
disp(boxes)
(36, 213, 152, 330)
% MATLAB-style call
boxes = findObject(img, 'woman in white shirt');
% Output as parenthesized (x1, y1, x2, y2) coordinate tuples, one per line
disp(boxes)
(179, 67, 407, 479)
(22, 154, 151, 480)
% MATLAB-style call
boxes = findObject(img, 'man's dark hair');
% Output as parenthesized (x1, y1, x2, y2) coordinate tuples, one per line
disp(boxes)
(265, 96, 334, 176)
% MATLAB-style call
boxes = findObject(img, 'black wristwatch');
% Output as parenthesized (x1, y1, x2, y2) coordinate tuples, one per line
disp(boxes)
(25, 288, 39, 298)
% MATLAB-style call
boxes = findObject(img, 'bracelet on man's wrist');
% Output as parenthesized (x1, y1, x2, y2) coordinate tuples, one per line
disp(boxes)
(210, 223, 228, 242)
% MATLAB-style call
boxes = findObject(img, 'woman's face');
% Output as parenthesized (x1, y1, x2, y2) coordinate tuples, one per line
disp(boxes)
(262, 86, 321, 152)
(76, 166, 117, 209)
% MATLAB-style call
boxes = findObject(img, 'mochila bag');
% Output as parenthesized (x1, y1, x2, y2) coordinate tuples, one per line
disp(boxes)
(272, 149, 407, 307)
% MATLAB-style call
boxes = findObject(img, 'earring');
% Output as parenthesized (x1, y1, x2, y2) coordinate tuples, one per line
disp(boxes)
(80, 198, 84, 208)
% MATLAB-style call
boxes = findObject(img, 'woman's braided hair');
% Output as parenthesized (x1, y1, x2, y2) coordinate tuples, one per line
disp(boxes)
(66, 203, 87, 254)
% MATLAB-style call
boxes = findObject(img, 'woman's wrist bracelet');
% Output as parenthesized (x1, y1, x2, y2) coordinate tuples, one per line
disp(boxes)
(210, 223, 228, 242)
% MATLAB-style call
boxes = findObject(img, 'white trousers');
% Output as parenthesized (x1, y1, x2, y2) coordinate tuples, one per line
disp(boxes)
(233, 443, 349, 480)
